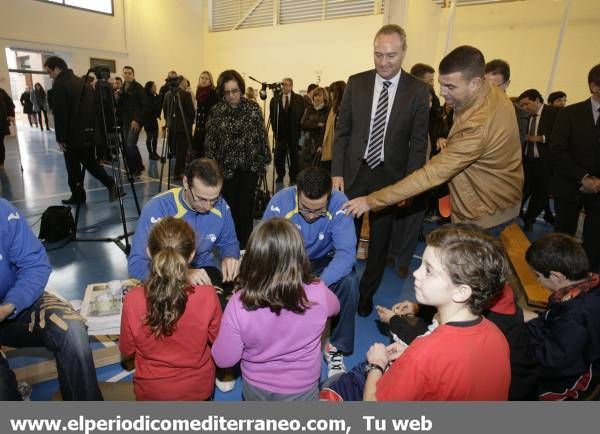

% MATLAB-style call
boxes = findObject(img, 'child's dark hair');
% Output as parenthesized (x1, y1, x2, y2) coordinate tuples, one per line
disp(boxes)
(525, 233, 589, 280)
(426, 224, 508, 314)
(145, 217, 195, 337)
(236, 218, 316, 314)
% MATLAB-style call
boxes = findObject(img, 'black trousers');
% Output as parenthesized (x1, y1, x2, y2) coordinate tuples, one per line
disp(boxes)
(346, 162, 398, 299)
(555, 197, 600, 272)
(389, 194, 428, 268)
(222, 170, 258, 250)
(64, 145, 114, 197)
(0, 134, 5, 164)
(35, 110, 49, 130)
(522, 157, 551, 224)
(170, 132, 189, 178)
(145, 128, 158, 155)
(274, 139, 299, 183)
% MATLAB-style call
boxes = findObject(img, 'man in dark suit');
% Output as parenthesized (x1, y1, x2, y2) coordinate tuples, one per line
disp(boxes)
(550, 64, 600, 272)
(518, 89, 559, 232)
(44, 56, 120, 205)
(332, 24, 430, 317)
(118, 65, 146, 177)
(270, 77, 305, 185)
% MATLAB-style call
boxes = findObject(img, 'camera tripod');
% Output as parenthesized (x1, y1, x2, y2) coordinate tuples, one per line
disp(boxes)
(71, 73, 141, 256)
(157, 86, 194, 193)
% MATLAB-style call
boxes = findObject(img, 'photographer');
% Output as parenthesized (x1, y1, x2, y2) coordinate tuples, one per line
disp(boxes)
(162, 75, 195, 180)
(117, 66, 146, 177)
(43, 56, 121, 204)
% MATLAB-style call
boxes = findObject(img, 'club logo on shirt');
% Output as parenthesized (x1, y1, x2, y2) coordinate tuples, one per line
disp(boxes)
(150, 217, 162, 224)
(336, 210, 346, 216)
(318, 232, 325, 240)
(206, 234, 217, 242)
(270, 205, 281, 214)
(0, 254, 3, 261)
(295, 224, 302, 231)
(7, 212, 20, 221)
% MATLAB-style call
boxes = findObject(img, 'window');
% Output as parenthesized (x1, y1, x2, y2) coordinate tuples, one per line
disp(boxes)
(37, 0, 114, 16)
(210, 0, 384, 32)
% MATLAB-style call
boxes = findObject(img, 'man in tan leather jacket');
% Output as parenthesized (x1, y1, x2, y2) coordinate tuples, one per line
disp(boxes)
(344, 45, 523, 231)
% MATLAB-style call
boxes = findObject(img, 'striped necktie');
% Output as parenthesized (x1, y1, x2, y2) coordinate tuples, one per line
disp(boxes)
(366, 80, 391, 169)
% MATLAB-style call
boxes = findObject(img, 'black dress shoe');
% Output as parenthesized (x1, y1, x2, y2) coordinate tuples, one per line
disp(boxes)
(543, 213, 556, 226)
(357, 295, 373, 317)
(61, 195, 85, 205)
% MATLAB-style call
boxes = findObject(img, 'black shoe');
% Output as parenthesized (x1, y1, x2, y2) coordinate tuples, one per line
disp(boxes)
(108, 185, 126, 202)
(395, 264, 410, 279)
(61, 195, 86, 205)
(543, 213, 555, 226)
(357, 295, 373, 317)
(148, 152, 159, 161)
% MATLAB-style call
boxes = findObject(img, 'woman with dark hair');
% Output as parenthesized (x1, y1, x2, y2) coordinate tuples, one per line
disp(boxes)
(31, 83, 50, 130)
(299, 87, 329, 171)
(205, 69, 271, 249)
(192, 71, 218, 159)
(120, 217, 222, 400)
(320, 80, 346, 172)
(20, 86, 36, 127)
(212, 218, 339, 400)
(142, 81, 162, 161)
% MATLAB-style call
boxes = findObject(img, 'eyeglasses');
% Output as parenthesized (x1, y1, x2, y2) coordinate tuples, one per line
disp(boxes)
(187, 188, 220, 207)
(297, 195, 330, 220)
(223, 88, 240, 96)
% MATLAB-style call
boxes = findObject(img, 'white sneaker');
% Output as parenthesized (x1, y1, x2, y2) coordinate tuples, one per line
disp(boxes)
(215, 377, 236, 393)
(324, 342, 346, 378)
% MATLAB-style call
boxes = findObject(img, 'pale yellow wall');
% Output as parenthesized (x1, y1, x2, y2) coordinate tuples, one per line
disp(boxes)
(0, 0, 204, 97)
(203, 13, 384, 93)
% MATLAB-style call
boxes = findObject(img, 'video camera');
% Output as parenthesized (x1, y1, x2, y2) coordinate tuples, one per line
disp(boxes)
(166, 75, 182, 90)
(259, 81, 283, 100)
(88, 66, 111, 81)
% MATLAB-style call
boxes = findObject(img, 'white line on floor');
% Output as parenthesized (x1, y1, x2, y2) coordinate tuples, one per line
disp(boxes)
(106, 369, 134, 383)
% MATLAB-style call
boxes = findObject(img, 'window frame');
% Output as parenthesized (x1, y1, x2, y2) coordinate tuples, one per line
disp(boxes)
(34, 0, 115, 17)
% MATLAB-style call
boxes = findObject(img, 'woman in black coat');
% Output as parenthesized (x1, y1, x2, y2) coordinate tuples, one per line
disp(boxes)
(192, 71, 218, 159)
(299, 86, 329, 172)
(142, 81, 162, 160)
(20, 87, 36, 127)
(1, 87, 16, 170)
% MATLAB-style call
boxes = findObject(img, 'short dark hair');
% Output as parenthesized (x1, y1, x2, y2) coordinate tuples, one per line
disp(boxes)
(588, 63, 600, 87)
(548, 91, 566, 104)
(525, 233, 589, 281)
(410, 63, 435, 79)
(114, 76, 123, 83)
(518, 89, 544, 104)
(184, 158, 223, 187)
(43, 56, 68, 71)
(374, 24, 407, 50)
(297, 167, 332, 200)
(237, 218, 316, 314)
(426, 224, 508, 315)
(439, 45, 485, 81)
(216, 69, 245, 98)
(307, 83, 318, 93)
(485, 59, 511, 82)
(123, 65, 135, 75)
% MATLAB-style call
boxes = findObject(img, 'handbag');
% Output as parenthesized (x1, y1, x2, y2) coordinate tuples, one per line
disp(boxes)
(253, 172, 271, 219)
(38, 206, 76, 242)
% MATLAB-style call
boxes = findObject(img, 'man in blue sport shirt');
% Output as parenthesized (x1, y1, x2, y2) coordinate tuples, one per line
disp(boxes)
(263, 166, 359, 378)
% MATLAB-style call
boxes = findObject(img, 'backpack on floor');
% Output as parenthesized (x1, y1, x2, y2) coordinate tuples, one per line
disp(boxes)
(253, 173, 271, 219)
(38, 206, 76, 242)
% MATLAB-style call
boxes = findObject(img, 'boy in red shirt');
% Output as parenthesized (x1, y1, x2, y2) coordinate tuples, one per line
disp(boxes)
(364, 224, 511, 400)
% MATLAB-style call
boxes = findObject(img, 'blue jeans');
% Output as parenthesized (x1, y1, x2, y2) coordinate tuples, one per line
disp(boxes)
(0, 293, 103, 400)
(311, 255, 359, 355)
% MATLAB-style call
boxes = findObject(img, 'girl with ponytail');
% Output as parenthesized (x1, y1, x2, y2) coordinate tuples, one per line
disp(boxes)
(120, 217, 222, 400)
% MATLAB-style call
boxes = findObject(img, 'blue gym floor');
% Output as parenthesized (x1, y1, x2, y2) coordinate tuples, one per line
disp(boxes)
(1, 118, 553, 401)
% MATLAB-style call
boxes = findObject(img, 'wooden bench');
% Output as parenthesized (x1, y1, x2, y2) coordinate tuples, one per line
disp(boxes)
(500, 223, 551, 309)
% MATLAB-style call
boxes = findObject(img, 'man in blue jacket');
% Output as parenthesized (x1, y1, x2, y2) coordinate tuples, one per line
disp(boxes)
(0, 198, 102, 400)
(128, 158, 241, 307)
(263, 167, 359, 377)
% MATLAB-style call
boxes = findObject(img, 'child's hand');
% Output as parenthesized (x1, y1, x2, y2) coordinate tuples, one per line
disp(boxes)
(376, 305, 395, 324)
(386, 342, 408, 362)
(366, 343, 389, 368)
(391, 301, 419, 316)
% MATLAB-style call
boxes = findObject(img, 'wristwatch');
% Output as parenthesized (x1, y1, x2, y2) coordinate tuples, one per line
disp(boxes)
(365, 363, 386, 375)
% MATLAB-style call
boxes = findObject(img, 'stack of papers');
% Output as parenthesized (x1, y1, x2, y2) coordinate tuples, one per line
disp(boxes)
(80, 279, 139, 335)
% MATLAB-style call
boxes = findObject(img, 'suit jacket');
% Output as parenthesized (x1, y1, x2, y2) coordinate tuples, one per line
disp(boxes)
(527, 104, 559, 161)
(550, 98, 600, 202)
(269, 91, 305, 145)
(51, 69, 95, 148)
(331, 69, 430, 190)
